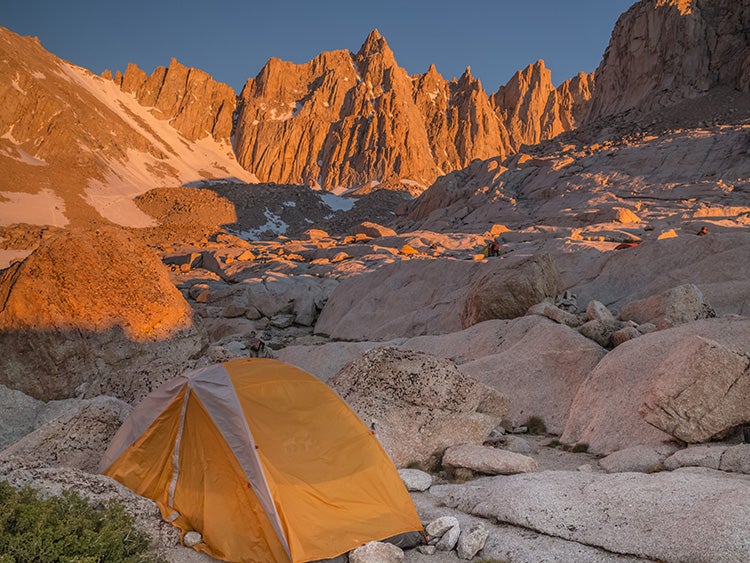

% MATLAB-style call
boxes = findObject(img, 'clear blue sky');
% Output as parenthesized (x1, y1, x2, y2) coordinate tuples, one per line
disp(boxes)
(3, 1, 635, 93)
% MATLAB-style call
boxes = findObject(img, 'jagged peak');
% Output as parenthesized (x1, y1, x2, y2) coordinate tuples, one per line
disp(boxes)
(357, 28, 394, 61)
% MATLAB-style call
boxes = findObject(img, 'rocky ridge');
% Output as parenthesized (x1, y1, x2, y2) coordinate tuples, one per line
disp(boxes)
(233, 31, 593, 192)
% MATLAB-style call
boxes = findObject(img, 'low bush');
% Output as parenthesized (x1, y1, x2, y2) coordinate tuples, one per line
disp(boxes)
(0, 480, 157, 562)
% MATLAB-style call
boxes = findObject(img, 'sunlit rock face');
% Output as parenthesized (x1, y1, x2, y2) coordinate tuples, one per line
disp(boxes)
(491, 61, 594, 151)
(588, 0, 750, 120)
(108, 58, 236, 142)
(232, 31, 591, 193)
(0, 227, 205, 402)
(0, 26, 252, 229)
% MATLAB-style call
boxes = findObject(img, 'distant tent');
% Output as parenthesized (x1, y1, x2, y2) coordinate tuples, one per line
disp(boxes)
(100, 358, 423, 563)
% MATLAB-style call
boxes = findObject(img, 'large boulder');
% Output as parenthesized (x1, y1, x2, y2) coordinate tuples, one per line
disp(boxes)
(328, 347, 508, 467)
(315, 258, 486, 340)
(0, 396, 131, 473)
(316, 254, 561, 341)
(459, 317, 606, 433)
(562, 317, 750, 454)
(640, 335, 750, 443)
(0, 227, 206, 402)
(460, 254, 562, 328)
(0, 384, 80, 449)
(430, 468, 750, 562)
(276, 341, 387, 381)
(442, 444, 538, 475)
(619, 284, 715, 329)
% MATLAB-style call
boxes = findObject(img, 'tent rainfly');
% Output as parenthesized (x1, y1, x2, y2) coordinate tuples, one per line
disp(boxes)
(100, 358, 423, 562)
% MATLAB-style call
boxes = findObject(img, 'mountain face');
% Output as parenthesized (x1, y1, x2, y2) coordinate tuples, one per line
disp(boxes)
(0, 27, 253, 229)
(588, 0, 750, 120)
(232, 30, 592, 193)
(103, 58, 236, 142)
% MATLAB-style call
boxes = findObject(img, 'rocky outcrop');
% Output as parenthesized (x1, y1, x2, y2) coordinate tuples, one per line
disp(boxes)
(588, 0, 750, 120)
(561, 317, 750, 454)
(640, 335, 750, 443)
(460, 254, 562, 327)
(619, 283, 715, 329)
(0, 396, 131, 473)
(328, 347, 507, 467)
(0, 227, 205, 402)
(109, 58, 236, 141)
(430, 468, 750, 562)
(233, 31, 589, 193)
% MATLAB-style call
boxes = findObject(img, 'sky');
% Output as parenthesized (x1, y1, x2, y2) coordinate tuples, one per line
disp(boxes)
(3, 1, 636, 93)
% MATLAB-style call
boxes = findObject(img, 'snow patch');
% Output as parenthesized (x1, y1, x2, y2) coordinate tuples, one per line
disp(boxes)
(320, 192, 356, 212)
(0, 147, 48, 166)
(0, 249, 33, 269)
(11, 73, 25, 94)
(236, 209, 289, 240)
(283, 201, 296, 208)
(0, 189, 68, 227)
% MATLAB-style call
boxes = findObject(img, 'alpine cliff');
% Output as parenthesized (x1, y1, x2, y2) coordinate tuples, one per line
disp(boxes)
(232, 30, 593, 193)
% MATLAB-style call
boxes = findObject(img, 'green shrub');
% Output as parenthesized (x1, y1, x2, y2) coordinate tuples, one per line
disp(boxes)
(0, 480, 158, 562)
(525, 416, 547, 435)
(571, 443, 590, 453)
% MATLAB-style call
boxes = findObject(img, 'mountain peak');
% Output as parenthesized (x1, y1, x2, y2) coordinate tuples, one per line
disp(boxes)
(358, 28, 392, 59)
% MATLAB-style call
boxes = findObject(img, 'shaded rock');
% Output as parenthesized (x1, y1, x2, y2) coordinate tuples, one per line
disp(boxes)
(664, 445, 726, 471)
(409, 490, 647, 563)
(328, 348, 507, 467)
(442, 444, 538, 475)
(0, 385, 80, 450)
(460, 317, 606, 433)
(183, 531, 203, 548)
(586, 300, 615, 324)
(588, 0, 750, 120)
(430, 468, 750, 563)
(398, 469, 433, 492)
(497, 435, 537, 455)
(577, 319, 614, 348)
(350, 541, 403, 563)
(460, 254, 562, 328)
(316, 259, 489, 340)
(526, 301, 582, 327)
(456, 523, 489, 560)
(436, 524, 460, 551)
(640, 335, 750, 443)
(276, 341, 384, 382)
(598, 445, 679, 473)
(611, 326, 642, 346)
(719, 444, 750, 474)
(0, 227, 205, 403)
(425, 516, 459, 539)
(562, 318, 750, 455)
(0, 396, 131, 473)
(619, 284, 715, 329)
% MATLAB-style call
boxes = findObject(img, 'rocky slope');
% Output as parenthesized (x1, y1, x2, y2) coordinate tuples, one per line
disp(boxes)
(0, 26, 253, 229)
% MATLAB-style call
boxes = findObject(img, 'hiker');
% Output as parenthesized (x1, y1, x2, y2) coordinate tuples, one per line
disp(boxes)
(697, 226, 707, 236)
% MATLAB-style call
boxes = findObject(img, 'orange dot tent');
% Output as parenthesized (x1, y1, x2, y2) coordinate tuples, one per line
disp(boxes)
(100, 358, 423, 563)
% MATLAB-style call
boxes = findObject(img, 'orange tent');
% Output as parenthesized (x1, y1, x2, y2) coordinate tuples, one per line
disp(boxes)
(100, 358, 423, 562)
